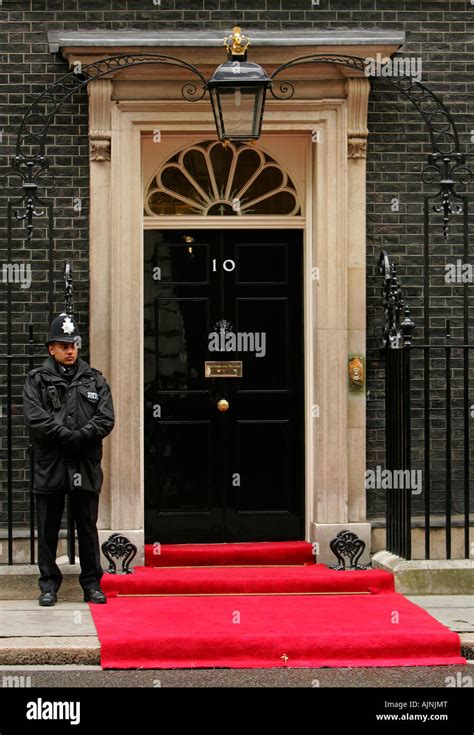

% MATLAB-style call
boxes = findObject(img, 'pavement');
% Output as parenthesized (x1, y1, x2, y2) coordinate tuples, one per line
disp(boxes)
(0, 664, 473, 688)
(406, 595, 474, 635)
(0, 595, 472, 686)
(0, 601, 100, 666)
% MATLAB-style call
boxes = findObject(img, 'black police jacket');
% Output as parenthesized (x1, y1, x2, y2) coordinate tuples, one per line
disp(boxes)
(22, 356, 115, 493)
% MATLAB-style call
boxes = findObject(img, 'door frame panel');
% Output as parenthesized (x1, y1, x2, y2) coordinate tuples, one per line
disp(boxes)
(92, 100, 361, 560)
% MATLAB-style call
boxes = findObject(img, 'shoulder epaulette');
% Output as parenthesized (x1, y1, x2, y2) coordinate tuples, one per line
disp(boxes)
(92, 368, 103, 376)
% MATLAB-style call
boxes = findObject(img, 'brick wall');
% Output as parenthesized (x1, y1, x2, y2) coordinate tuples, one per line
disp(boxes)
(0, 0, 472, 526)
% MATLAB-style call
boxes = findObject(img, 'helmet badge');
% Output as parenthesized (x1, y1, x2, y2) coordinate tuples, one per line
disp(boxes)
(61, 316, 75, 335)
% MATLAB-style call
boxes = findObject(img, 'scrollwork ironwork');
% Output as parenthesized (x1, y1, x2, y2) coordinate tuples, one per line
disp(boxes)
(422, 152, 472, 238)
(1, 157, 56, 243)
(270, 80, 295, 100)
(181, 81, 206, 102)
(328, 530, 367, 571)
(269, 52, 367, 86)
(101, 532, 137, 574)
(16, 53, 207, 163)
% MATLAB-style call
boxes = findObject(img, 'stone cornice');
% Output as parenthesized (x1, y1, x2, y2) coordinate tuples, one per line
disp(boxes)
(48, 28, 405, 52)
(47, 28, 404, 79)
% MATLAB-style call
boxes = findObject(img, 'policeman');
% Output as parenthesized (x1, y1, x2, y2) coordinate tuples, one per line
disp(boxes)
(22, 312, 115, 606)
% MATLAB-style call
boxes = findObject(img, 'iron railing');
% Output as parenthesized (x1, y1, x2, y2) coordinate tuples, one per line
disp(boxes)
(380, 252, 472, 560)
(0, 264, 83, 565)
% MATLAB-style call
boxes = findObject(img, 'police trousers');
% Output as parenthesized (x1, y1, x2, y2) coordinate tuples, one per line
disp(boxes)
(35, 488, 103, 594)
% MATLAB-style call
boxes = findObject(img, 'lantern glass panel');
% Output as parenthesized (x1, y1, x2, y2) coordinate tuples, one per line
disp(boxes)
(211, 85, 265, 140)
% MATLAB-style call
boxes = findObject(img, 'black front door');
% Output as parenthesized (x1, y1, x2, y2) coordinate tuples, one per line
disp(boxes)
(144, 229, 304, 543)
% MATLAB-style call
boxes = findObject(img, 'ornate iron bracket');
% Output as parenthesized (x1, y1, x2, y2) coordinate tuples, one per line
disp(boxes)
(269, 53, 471, 239)
(328, 530, 367, 571)
(101, 533, 137, 574)
(379, 250, 415, 350)
(2, 53, 207, 243)
(5, 158, 52, 244)
(422, 152, 472, 239)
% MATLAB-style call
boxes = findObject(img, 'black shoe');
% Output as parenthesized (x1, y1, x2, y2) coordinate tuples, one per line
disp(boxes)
(83, 588, 107, 604)
(38, 591, 57, 607)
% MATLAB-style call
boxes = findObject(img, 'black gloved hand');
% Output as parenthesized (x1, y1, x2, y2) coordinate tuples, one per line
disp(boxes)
(78, 425, 95, 443)
(57, 427, 82, 449)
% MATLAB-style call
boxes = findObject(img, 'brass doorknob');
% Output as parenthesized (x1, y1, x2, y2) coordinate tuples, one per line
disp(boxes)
(217, 399, 229, 412)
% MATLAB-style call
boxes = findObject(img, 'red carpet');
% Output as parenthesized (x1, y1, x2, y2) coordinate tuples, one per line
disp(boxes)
(90, 542, 466, 669)
(144, 541, 315, 567)
(101, 564, 394, 596)
(89, 593, 465, 669)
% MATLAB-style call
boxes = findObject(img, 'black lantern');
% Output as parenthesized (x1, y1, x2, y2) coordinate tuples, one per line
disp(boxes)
(207, 27, 272, 142)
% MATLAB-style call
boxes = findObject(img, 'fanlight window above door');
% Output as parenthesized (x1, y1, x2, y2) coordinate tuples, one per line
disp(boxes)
(144, 139, 302, 217)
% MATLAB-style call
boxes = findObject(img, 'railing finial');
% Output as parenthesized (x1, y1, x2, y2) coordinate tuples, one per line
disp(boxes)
(64, 262, 73, 316)
(379, 250, 415, 349)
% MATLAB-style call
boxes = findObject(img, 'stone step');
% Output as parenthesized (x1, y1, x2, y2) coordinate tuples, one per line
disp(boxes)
(0, 638, 100, 666)
(0, 564, 89, 601)
(461, 635, 474, 660)
(0, 599, 100, 666)
(0, 634, 472, 667)
(372, 552, 474, 595)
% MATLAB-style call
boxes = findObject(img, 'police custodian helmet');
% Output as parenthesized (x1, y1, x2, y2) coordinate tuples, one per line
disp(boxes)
(45, 312, 81, 348)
